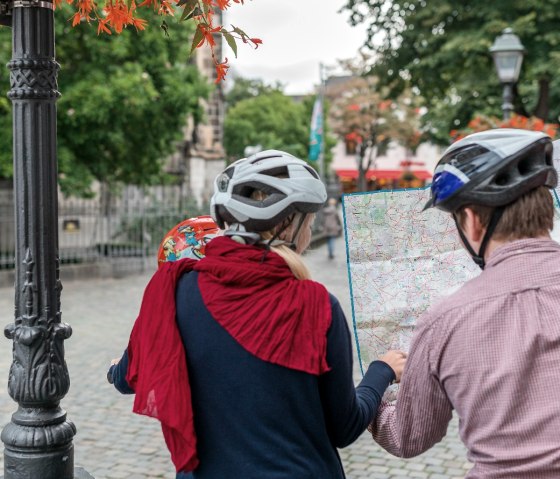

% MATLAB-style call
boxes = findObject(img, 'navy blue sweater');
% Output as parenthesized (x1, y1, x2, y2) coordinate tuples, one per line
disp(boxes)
(110, 271, 394, 479)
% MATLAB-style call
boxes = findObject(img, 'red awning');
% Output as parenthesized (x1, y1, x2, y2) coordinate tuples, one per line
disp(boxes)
(334, 169, 432, 180)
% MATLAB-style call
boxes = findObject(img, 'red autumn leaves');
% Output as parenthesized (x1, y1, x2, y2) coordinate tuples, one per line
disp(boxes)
(451, 114, 558, 142)
(62, 0, 260, 82)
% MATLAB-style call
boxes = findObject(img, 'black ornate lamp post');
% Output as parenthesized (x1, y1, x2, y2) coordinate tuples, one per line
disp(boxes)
(0, 2, 91, 478)
(489, 28, 526, 121)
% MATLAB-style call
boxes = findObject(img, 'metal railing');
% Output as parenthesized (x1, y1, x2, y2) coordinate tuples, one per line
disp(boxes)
(0, 183, 207, 269)
(0, 181, 330, 271)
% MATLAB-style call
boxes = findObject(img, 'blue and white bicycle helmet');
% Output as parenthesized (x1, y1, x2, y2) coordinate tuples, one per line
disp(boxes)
(424, 128, 557, 213)
(424, 129, 557, 269)
(211, 150, 327, 232)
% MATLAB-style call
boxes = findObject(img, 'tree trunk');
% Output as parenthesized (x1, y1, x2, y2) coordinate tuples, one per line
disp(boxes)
(512, 83, 529, 118)
(357, 143, 377, 192)
(356, 144, 367, 192)
(357, 152, 367, 192)
(533, 78, 550, 121)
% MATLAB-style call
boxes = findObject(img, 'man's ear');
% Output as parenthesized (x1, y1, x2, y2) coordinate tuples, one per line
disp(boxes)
(463, 207, 485, 242)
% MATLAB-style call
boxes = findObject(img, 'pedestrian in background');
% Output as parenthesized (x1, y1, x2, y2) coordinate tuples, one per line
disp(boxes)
(108, 150, 406, 479)
(322, 197, 343, 259)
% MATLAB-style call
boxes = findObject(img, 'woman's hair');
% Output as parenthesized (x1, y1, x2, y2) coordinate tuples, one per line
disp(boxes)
(250, 190, 313, 280)
(259, 214, 314, 280)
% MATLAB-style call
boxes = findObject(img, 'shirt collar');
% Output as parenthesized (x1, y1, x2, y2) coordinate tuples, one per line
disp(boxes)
(485, 238, 560, 269)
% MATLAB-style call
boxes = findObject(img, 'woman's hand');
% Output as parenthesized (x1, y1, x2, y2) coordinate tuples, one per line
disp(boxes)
(379, 350, 407, 383)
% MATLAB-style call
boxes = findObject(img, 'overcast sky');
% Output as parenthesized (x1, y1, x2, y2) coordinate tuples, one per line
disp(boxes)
(223, 0, 369, 95)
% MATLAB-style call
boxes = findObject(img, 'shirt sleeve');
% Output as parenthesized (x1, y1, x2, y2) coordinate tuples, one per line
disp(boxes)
(319, 295, 395, 448)
(108, 349, 135, 395)
(370, 314, 453, 458)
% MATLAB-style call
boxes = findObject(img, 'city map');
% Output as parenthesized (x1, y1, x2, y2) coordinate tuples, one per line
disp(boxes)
(343, 186, 560, 381)
(554, 141, 560, 205)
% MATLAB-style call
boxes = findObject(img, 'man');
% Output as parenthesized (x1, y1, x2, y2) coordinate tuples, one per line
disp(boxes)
(371, 128, 560, 478)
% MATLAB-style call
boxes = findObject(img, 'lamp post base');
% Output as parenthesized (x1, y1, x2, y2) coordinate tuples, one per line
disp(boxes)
(74, 468, 95, 479)
(1, 468, 94, 479)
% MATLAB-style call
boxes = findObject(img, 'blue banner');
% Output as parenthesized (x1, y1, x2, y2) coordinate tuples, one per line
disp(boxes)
(309, 96, 323, 162)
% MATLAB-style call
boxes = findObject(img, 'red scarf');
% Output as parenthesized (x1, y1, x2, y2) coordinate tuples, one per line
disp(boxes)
(126, 236, 332, 473)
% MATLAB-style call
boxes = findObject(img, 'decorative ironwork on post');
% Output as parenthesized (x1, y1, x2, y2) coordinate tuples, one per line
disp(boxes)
(0, 1, 87, 477)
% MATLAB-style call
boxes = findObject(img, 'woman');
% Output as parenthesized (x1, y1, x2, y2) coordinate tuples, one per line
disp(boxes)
(108, 150, 406, 478)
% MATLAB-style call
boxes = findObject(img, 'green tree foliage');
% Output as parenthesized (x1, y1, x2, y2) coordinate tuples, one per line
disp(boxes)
(224, 78, 336, 169)
(226, 77, 284, 108)
(224, 90, 309, 159)
(342, 0, 560, 143)
(0, 7, 209, 196)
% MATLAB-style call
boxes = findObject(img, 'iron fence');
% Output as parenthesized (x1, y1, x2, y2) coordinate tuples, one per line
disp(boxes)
(0, 181, 329, 272)
(0, 183, 207, 270)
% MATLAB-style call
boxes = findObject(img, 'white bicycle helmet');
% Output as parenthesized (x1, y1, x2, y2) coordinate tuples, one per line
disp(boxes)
(211, 150, 327, 232)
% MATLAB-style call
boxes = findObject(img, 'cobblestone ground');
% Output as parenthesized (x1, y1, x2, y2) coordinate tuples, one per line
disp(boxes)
(0, 237, 471, 478)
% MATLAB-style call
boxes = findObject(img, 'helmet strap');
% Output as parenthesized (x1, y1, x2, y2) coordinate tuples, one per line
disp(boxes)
(224, 224, 261, 245)
(287, 213, 307, 252)
(225, 214, 307, 259)
(453, 206, 505, 270)
(265, 215, 295, 251)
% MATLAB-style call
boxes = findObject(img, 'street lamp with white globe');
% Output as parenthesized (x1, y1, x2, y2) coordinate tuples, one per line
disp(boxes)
(489, 28, 526, 121)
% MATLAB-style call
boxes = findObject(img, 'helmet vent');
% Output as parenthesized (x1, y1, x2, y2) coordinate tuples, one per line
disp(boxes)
(233, 182, 282, 198)
(234, 185, 259, 199)
(517, 157, 534, 176)
(494, 173, 510, 186)
(223, 166, 235, 178)
(260, 166, 289, 178)
(454, 145, 488, 163)
(304, 166, 320, 179)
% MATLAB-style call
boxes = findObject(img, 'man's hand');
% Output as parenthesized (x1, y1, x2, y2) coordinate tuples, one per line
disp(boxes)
(107, 357, 121, 385)
(379, 350, 407, 383)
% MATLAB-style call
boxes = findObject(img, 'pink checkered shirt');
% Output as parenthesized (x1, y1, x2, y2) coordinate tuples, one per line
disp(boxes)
(371, 238, 560, 478)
